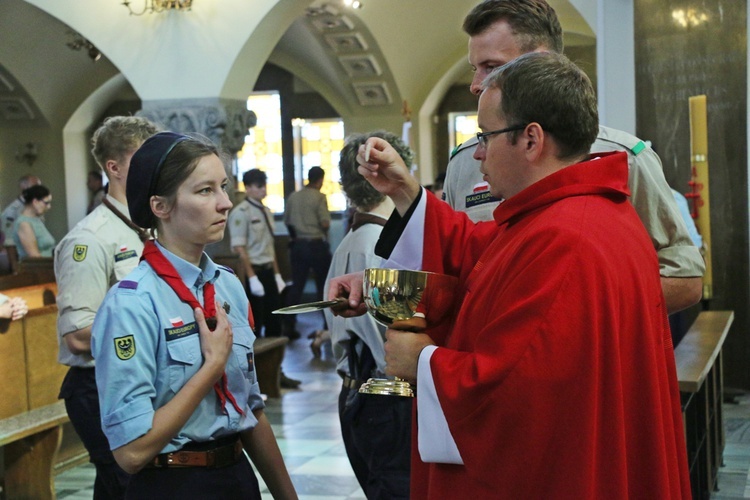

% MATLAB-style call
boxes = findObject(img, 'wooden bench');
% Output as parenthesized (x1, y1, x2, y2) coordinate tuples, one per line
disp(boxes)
(0, 400, 68, 500)
(254, 337, 289, 398)
(675, 310, 734, 500)
(0, 282, 89, 487)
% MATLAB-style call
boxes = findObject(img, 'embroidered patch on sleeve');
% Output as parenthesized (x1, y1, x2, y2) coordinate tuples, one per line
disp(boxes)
(73, 244, 88, 262)
(114, 335, 136, 360)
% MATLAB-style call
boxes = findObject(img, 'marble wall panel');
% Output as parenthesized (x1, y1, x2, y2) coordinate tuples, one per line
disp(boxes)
(635, 0, 748, 387)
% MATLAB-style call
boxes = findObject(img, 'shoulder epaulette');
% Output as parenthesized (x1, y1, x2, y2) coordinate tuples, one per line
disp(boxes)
(449, 136, 479, 160)
(118, 280, 138, 289)
(630, 141, 646, 156)
(217, 265, 236, 275)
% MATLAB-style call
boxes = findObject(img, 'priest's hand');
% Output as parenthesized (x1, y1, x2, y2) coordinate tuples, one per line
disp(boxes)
(384, 328, 435, 384)
(328, 271, 368, 318)
(357, 137, 420, 216)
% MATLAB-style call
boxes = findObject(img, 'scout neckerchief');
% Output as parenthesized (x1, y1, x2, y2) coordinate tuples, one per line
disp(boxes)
(141, 240, 244, 416)
(102, 197, 150, 242)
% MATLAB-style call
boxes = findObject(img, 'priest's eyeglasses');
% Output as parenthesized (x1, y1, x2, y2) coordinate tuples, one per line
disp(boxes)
(476, 124, 527, 148)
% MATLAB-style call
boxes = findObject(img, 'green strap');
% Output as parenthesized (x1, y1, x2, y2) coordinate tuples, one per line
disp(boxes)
(631, 141, 646, 156)
(449, 143, 462, 160)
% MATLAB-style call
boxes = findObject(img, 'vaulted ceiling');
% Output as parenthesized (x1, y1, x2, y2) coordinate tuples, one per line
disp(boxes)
(0, 0, 594, 127)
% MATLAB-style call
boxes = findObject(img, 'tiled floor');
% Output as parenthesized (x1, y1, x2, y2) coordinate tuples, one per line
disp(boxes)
(712, 392, 750, 499)
(53, 317, 750, 499)
(56, 310, 366, 499)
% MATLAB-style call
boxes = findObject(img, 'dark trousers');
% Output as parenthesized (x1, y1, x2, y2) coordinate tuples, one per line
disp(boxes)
(285, 239, 332, 329)
(339, 386, 412, 499)
(125, 458, 261, 500)
(248, 265, 282, 337)
(59, 366, 130, 499)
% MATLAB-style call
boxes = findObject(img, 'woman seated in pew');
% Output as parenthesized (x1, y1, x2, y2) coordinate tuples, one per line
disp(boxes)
(91, 132, 296, 499)
(12, 185, 55, 260)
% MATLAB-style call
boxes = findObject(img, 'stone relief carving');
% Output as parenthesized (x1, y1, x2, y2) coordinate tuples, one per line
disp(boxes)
(137, 99, 256, 156)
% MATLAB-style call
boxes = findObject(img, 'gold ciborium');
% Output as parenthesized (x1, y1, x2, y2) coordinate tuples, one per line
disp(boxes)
(359, 268, 459, 397)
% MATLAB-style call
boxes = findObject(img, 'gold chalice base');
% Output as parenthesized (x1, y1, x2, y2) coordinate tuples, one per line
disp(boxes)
(359, 377, 414, 397)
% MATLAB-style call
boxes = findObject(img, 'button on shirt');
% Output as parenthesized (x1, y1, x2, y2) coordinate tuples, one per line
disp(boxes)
(91, 242, 264, 452)
(55, 196, 144, 367)
(228, 199, 275, 265)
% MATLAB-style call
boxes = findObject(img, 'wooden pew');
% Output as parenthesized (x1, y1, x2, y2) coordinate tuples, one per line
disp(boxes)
(0, 400, 68, 500)
(255, 337, 289, 398)
(0, 281, 89, 488)
(18, 257, 55, 285)
(0, 320, 29, 420)
(675, 310, 734, 500)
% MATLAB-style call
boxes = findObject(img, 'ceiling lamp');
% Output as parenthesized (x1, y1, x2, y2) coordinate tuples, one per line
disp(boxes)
(343, 0, 362, 8)
(122, 0, 193, 16)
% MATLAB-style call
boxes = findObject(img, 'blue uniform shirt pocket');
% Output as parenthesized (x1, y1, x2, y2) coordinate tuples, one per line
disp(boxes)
(166, 334, 201, 394)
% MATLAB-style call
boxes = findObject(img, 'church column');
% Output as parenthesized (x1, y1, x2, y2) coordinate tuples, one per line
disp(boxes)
(596, 0, 636, 134)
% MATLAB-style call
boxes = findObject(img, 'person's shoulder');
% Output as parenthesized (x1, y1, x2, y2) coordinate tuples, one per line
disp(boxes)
(593, 125, 650, 157)
(216, 264, 245, 290)
(58, 206, 122, 248)
(0, 201, 15, 218)
(228, 200, 251, 219)
(112, 262, 153, 294)
(449, 136, 479, 161)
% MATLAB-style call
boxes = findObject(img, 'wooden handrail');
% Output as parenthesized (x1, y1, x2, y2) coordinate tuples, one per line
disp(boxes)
(674, 310, 734, 393)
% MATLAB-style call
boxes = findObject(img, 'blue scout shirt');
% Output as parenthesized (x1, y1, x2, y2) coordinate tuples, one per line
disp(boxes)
(91, 241, 264, 452)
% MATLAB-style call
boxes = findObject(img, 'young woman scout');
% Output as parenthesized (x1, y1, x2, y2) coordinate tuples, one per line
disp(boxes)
(91, 132, 297, 499)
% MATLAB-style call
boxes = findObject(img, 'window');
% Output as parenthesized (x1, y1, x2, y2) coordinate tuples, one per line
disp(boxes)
(449, 112, 479, 152)
(236, 92, 285, 213)
(292, 118, 346, 212)
(236, 93, 346, 213)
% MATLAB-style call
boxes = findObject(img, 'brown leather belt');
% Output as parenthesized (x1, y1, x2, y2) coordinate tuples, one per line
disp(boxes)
(147, 437, 243, 469)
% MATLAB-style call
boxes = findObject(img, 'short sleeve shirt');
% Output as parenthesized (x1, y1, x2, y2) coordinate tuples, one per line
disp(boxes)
(283, 187, 330, 239)
(91, 242, 264, 452)
(443, 126, 705, 278)
(227, 199, 275, 265)
(55, 196, 144, 367)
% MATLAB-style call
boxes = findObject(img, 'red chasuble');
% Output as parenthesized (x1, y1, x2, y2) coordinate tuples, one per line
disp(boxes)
(413, 152, 691, 499)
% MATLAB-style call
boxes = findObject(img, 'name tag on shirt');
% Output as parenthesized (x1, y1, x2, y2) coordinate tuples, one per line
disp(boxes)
(465, 191, 499, 208)
(115, 249, 138, 262)
(165, 321, 198, 341)
(465, 182, 500, 208)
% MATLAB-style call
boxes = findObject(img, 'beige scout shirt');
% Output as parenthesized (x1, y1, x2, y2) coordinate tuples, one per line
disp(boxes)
(283, 186, 331, 240)
(228, 198, 276, 266)
(443, 125, 705, 278)
(55, 196, 144, 367)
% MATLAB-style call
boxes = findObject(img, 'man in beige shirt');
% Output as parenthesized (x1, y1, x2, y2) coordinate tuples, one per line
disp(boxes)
(283, 166, 332, 337)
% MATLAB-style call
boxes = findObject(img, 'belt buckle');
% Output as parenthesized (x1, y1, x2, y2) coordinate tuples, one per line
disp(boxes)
(167, 451, 192, 467)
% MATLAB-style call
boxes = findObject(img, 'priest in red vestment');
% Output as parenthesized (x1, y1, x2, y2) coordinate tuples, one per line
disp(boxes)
(329, 52, 691, 499)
